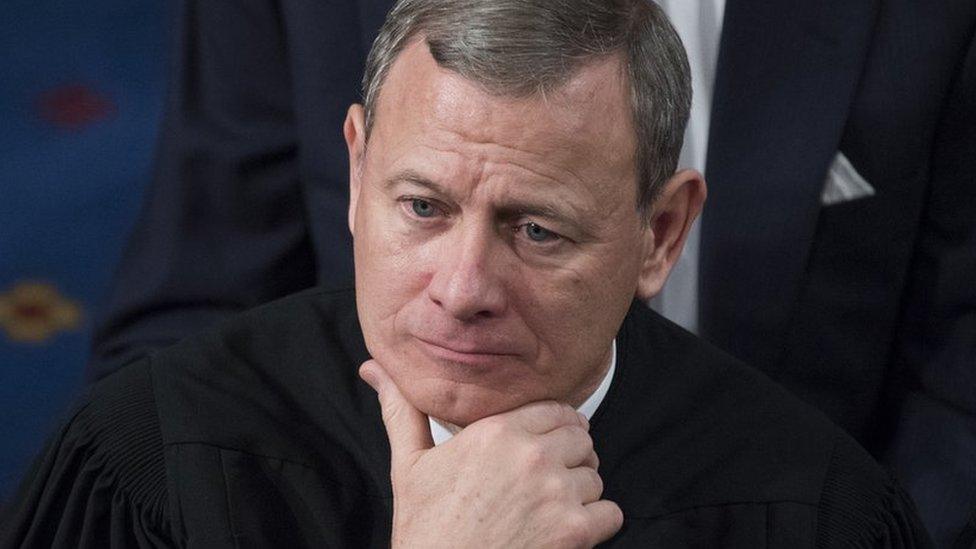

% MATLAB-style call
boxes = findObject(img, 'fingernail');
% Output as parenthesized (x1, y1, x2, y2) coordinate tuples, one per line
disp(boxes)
(578, 412, 590, 430)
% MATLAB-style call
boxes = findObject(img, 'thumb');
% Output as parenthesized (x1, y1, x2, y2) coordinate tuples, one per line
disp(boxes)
(360, 360, 434, 469)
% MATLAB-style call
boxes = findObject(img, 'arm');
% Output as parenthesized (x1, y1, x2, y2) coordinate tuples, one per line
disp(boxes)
(88, 0, 316, 380)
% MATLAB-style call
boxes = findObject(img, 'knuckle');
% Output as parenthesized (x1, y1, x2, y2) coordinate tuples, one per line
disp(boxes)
(562, 404, 583, 425)
(572, 426, 594, 450)
(544, 400, 567, 415)
(541, 474, 570, 499)
(541, 401, 576, 424)
(559, 511, 592, 546)
(476, 415, 509, 440)
(589, 470, 604, 495)
(523, 441, 550, 470)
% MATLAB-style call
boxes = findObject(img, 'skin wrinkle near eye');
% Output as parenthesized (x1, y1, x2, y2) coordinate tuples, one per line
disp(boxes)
(388, 170, 639, 274)
(399, 193, 579, 261)
(374, 108, 634, 239)
(383, 167, 605, 242)
(401, 195, 568, 251)
(419, 197, 633, 280)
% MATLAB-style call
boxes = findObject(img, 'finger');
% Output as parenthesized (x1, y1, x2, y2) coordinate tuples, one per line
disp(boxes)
(503, 400, 588, 435)
(564, 466, 604, 504)
(541, 425, 598, 469)
(359, 360, 434, 469)
(582, 500, 624, 546)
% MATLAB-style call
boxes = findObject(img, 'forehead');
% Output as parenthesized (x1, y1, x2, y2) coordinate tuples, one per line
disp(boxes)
(369, 39, 637, 197)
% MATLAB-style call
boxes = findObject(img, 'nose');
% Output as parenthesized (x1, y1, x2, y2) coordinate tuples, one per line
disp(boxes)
(426, 224, 508, 321)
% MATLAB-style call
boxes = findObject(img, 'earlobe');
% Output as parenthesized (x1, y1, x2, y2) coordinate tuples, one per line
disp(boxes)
(634, 169, 707, 301)
(345, 104, 366, 235)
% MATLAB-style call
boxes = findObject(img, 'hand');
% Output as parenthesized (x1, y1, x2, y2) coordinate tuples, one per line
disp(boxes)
(360, 360, 623, 549)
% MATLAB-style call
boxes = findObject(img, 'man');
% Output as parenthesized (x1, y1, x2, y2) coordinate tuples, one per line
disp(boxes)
(89, 0, 976, 543)
(3, 1, 933, 546)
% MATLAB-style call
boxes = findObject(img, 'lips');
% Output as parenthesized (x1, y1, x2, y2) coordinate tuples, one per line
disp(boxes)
(414, 335, 519, 365)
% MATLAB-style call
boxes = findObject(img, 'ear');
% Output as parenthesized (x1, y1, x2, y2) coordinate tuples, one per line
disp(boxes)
(635, 169, 707, 300)
(344, 104, 367, 235)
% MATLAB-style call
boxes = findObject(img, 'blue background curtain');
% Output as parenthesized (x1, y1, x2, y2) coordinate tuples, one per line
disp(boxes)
(0, 0, 167, 500)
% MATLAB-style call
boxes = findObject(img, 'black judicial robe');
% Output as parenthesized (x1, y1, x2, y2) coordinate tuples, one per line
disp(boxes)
(1, 288, 938, 548)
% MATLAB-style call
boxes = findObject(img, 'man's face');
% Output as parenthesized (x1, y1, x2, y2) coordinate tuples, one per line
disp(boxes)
(348, 40, 653, 427)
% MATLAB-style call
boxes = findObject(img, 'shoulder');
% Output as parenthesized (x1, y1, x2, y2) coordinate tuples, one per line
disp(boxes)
(603, 303, 837, 509)
(816, 432, 933, 547)
(606, 304, 877, 507)
(604, 304, 931, 544)
(163, 285, 360, 359)
(146, 286, 379, 469)
(148, 284, 362, 391)
(64, 358, 167, 510)
(1, 360, 170, 546)
(149, 285, 363, 391)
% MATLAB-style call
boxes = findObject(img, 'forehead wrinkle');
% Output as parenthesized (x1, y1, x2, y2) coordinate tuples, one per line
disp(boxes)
(450, 149, 598, 228)
(479, 161, 595, 223)
(482, 153, 634, 235)
(428, 107, 633, 209)
(423, 133, 611, 212)
(375, 42, 637, 230)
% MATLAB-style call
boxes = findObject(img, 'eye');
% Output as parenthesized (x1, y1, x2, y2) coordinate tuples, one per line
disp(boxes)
(410, 198, 438, 218)
(519, 222, 561, 243)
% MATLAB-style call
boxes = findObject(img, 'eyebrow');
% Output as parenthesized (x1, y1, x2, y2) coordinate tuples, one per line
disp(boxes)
(383, 169, 596, 237)
(383, 170, 447, 195)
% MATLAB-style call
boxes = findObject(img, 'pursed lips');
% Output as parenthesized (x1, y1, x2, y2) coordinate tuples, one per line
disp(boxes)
(413, 335, 519, 365)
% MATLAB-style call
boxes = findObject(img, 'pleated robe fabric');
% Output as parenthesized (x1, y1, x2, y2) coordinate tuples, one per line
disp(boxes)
(1, 288, 939, 548)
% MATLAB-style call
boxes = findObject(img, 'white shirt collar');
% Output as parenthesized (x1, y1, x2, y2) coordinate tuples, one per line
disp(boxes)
(429, 339, 617, 445)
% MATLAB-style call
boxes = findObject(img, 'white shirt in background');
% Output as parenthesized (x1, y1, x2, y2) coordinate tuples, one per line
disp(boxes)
(650, 0, 726, 333)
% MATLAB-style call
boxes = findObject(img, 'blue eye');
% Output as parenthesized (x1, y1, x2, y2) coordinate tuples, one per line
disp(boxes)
(523, 222, 559, 242)
(411, 199, 436, 218)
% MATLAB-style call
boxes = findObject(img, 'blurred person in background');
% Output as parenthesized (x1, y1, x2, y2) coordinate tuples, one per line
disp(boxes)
(89, 0, 976, 545)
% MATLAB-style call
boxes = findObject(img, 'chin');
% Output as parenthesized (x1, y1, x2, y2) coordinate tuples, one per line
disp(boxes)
(408, 381, 523, 428)
(372, 347, 519, 423)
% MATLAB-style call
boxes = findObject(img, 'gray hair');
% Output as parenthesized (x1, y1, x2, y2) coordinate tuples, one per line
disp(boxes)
(361, 0, 691, 220)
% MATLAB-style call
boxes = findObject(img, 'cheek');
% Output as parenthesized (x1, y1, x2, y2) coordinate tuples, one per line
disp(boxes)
(512, 269, 598, 358)
(356, 194, 436, 280)
(354, 202, 436, 345)
(516, 248, 638, 374)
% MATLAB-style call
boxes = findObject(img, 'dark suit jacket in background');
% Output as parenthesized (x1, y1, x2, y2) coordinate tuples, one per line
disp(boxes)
(90, 0, 976, 545)
(701, 2, 976, 545)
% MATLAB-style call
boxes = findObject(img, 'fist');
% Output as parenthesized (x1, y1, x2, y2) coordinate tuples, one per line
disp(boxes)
(360, 360, 623, 549)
